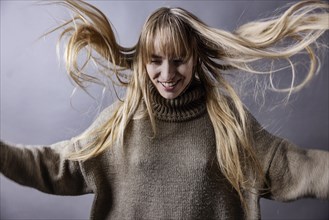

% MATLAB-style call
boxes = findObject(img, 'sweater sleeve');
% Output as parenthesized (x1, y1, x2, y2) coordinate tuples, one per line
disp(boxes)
(0, 139, 91, 195)
(265, 140, 329, 201)
(247, 111, 329, 201)
(0, 102, 119, 195)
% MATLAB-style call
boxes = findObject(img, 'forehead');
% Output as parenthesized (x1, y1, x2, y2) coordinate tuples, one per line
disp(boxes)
(142, 10, 195, 61)
(152, 35, 168, 56)
(147, 32, 191, 59)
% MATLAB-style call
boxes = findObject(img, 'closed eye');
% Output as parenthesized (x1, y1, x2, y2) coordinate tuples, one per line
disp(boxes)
(150, 59, 162, 65)
(173, 58, 184, 65)
(150, 54, 163, 65)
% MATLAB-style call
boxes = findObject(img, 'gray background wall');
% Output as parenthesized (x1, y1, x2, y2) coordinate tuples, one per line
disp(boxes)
(0, 0, 328, 219)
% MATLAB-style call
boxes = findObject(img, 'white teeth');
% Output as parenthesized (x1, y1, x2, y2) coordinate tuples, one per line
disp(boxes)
(160, 81, 179, 87)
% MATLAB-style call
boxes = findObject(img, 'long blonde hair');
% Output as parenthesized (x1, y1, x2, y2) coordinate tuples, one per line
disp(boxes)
(52, 0, 328, 212)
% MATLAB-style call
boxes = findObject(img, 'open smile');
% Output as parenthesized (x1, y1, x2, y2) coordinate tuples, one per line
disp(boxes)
(158, 80, 181, 89)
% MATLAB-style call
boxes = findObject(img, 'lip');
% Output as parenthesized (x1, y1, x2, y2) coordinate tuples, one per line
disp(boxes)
(158, 79, 181, 91)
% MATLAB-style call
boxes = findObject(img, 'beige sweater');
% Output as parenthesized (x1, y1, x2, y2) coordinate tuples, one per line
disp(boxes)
(1, 82, 328, 219)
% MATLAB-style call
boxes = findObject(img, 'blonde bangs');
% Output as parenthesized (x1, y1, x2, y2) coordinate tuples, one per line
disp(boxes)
(142, 8, 194, 64)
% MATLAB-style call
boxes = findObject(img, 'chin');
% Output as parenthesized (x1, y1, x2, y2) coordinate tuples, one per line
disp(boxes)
(158, 84, 191, 99)
(159, 92, 178, 100)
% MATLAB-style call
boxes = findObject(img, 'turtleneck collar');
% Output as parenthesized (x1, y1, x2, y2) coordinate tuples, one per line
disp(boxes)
(149, 79, 207, 122)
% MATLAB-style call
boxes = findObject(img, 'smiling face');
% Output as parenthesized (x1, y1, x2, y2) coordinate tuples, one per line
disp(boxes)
(140, 7, 197, 99)
(146, 36, 195, 100)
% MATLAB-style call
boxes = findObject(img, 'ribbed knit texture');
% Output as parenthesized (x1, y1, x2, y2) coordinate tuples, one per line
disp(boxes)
(150, 80, 206, 122)
(1, 80, 329, 219)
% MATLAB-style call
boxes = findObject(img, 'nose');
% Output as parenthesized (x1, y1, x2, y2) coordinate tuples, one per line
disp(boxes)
(160, 60, 176, 81)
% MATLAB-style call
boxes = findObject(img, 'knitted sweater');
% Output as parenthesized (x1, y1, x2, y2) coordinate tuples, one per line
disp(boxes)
(1, 82, 328, 219)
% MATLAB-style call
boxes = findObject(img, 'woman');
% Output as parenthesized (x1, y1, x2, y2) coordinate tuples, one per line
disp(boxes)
(1, 0, 328, 219)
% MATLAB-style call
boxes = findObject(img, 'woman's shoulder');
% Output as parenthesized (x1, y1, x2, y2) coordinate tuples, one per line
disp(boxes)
(81, 100, 121, 135)
(98, 101, 121, 119)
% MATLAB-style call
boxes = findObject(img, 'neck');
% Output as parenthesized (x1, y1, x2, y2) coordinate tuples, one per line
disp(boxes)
(149, 79, 207, 122)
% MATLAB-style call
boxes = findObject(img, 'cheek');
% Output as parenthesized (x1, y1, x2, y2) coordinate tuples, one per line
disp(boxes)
(180, 57, 194, 79)
(146, 64, 156, 80)
(179, 65, 194, 80)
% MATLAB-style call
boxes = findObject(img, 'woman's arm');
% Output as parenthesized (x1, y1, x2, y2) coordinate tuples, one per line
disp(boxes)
(0, 102, 119, 196)
(266, 140, 329, 201)
(249, 111, 329, 201)
(0, 139, 91, 195)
